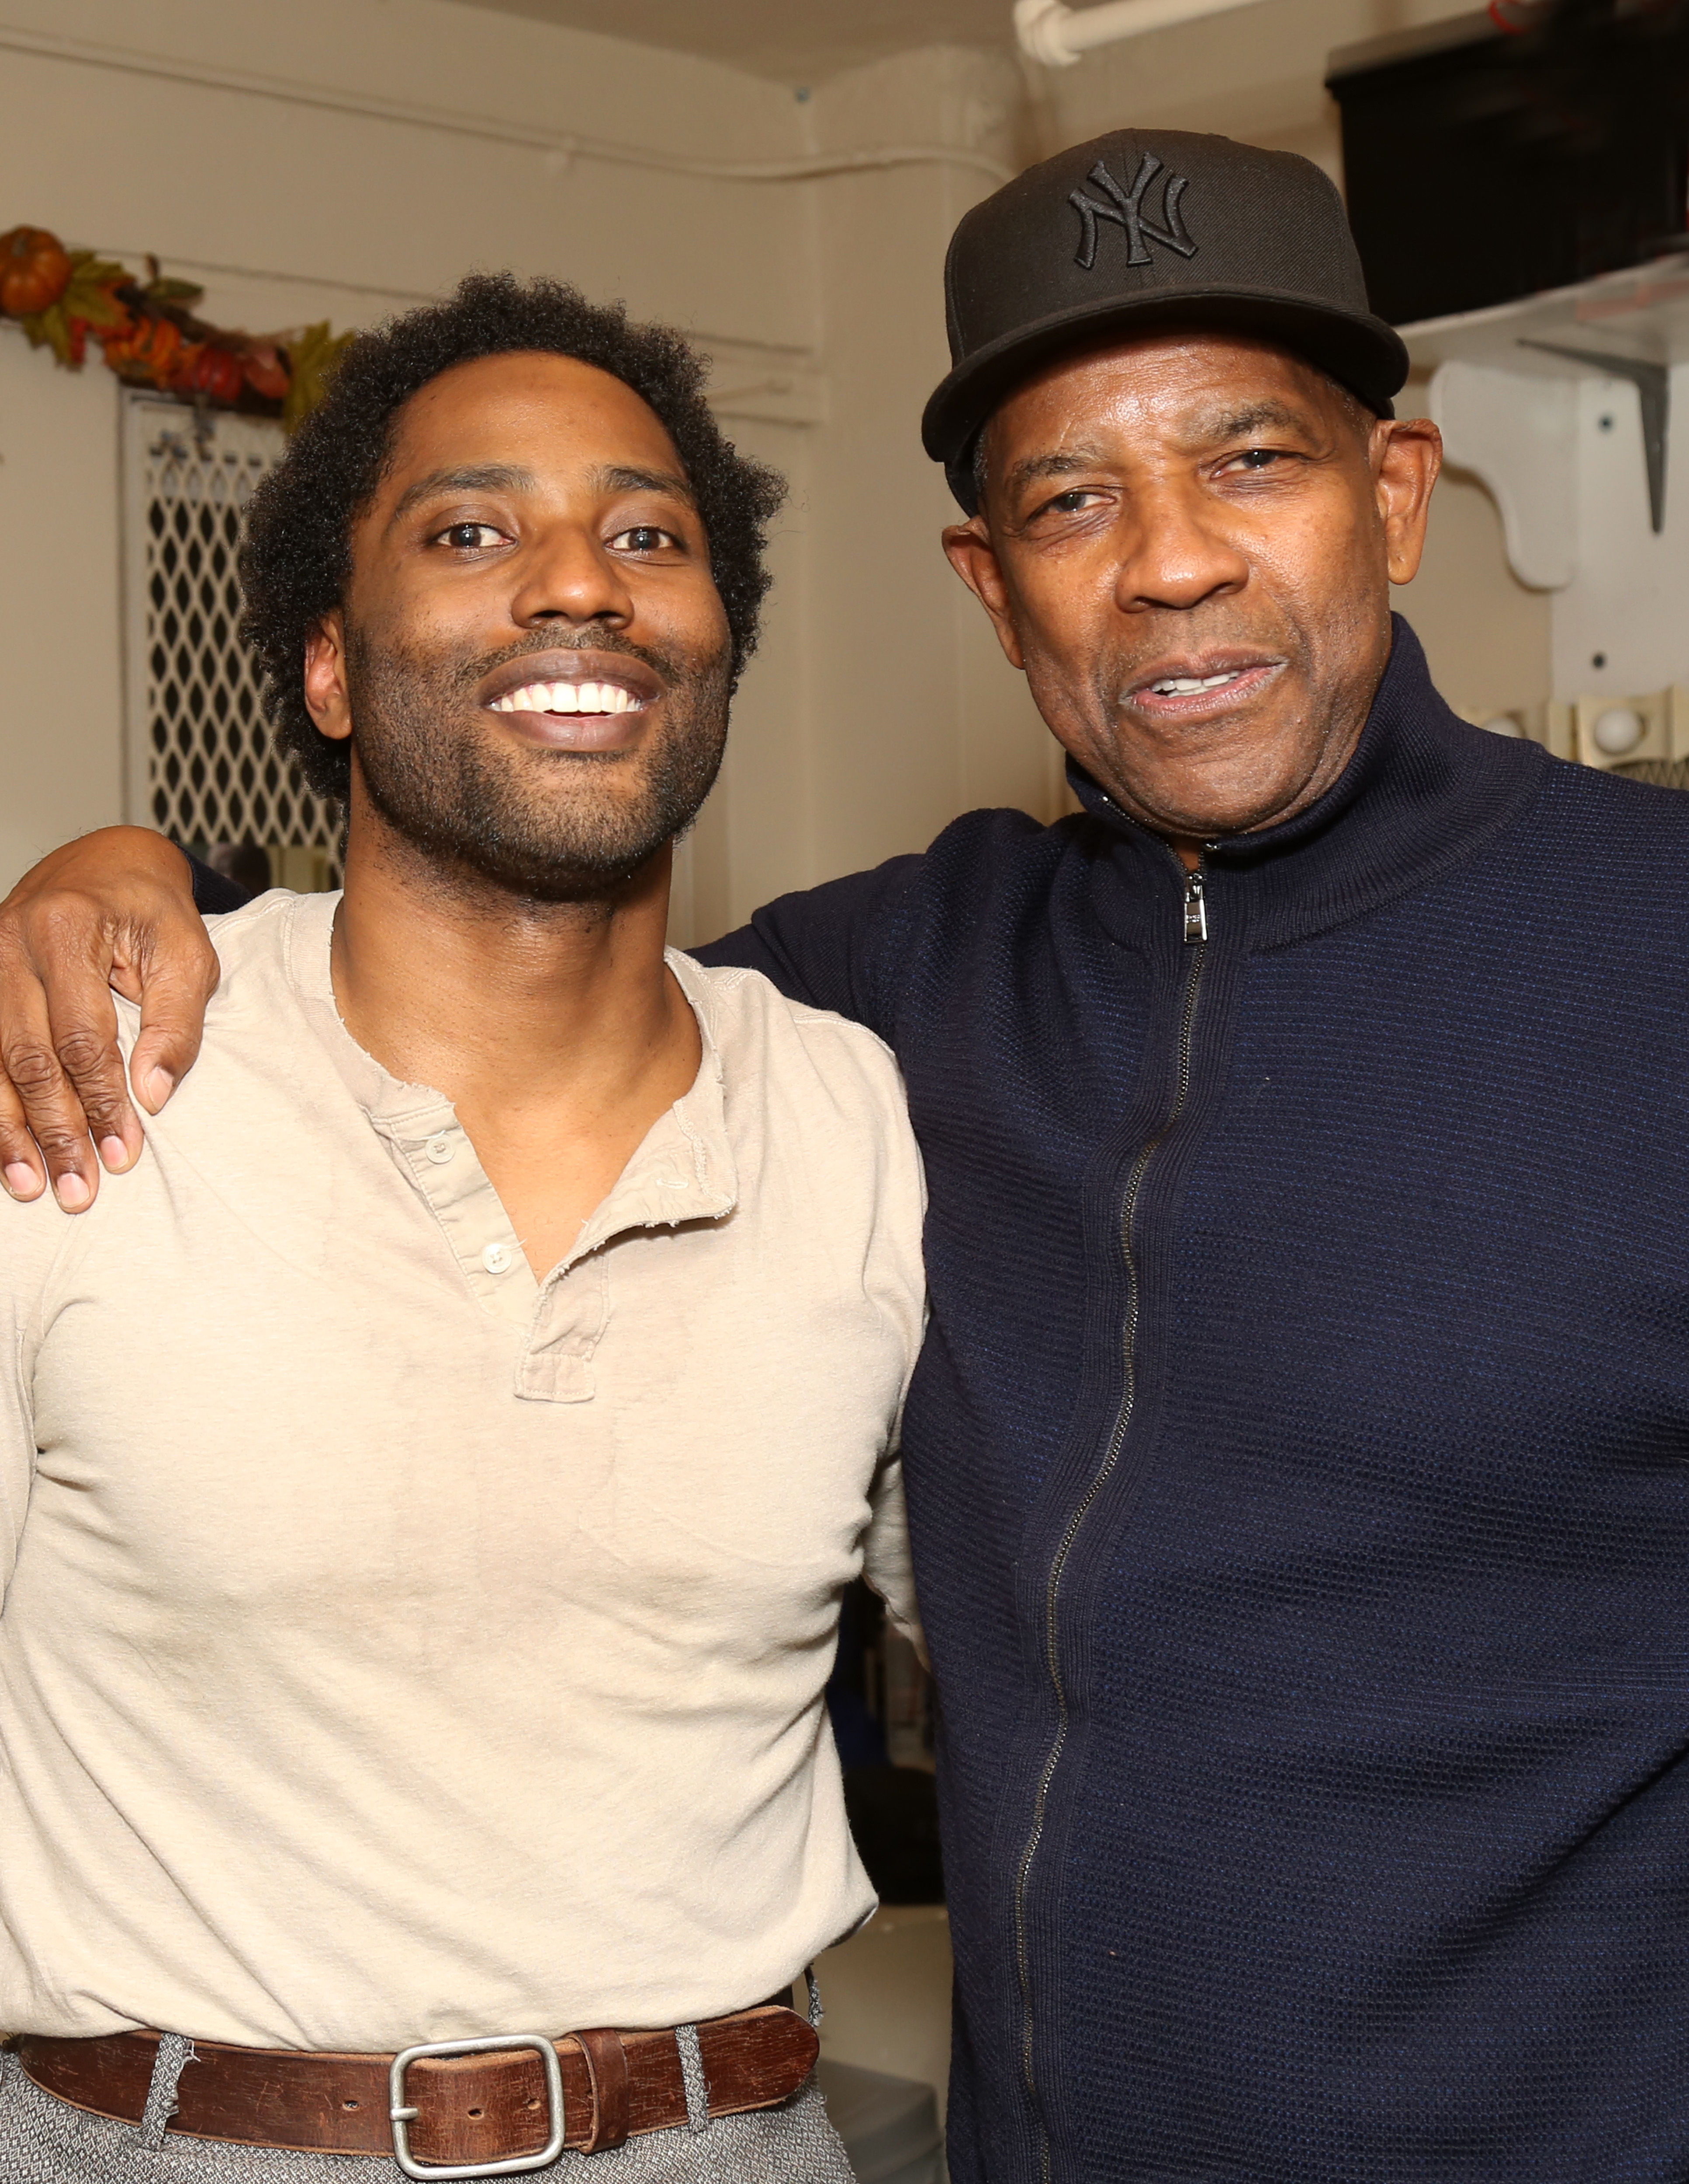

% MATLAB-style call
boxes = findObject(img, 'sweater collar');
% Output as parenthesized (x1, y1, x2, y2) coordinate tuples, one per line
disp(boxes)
(1068, 617, 1548, 952)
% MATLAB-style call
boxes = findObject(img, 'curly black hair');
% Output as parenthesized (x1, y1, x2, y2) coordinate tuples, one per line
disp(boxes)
(238, 272, 786, 803)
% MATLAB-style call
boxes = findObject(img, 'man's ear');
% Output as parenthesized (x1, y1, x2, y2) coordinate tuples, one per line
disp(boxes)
(1373, 417, 1443, 587)
(942, 514, 1026, 673)
(303, 612, 353, 744)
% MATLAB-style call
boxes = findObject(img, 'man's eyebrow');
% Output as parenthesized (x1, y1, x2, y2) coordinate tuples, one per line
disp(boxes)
(1002, 446, 1111, 498)
(1005, 404, 1324, 501)
(592, 463, 696, 506)
(386, 460, 696, 530)
(1189, 400, 1318, 442)
(388, 465, 535, 526)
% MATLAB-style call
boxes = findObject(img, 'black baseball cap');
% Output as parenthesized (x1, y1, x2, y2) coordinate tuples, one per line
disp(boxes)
(923, 128, 1409, 513)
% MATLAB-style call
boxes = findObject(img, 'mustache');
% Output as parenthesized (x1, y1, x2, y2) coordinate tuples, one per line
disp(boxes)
(447, 626, 690, 697)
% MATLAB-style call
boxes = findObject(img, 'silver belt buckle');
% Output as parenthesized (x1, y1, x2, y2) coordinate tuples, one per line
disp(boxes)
(389, 2032, 566, 2180)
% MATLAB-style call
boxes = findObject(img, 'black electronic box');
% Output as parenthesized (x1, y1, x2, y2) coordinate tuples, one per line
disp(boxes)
(1327, 3, 1689, 327)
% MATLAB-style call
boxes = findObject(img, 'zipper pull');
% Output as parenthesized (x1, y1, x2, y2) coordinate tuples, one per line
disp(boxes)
(1183, 869, 1208, 944)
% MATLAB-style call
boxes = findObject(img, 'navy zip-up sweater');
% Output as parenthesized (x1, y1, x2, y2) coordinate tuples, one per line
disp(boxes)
(697, 622, 1689, 2182)
(191, 622, 1689, 2177)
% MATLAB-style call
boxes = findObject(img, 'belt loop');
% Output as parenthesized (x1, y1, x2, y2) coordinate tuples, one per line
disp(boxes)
(138, 2033, 195, 2151)
(804, 1968, 823, 2029)
(674, 2024, 710, 2134)
(575, 2028, 631, 2153)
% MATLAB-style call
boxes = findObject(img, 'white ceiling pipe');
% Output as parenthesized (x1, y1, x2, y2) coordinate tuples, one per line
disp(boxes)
(1014, 0, 1269, 66)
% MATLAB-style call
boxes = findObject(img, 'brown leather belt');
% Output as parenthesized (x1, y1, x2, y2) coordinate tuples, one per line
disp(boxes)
(19, 1999, 818, 2175)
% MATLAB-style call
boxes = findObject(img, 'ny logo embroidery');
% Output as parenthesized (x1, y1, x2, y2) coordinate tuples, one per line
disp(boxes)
(1069, 153, 1198, 270)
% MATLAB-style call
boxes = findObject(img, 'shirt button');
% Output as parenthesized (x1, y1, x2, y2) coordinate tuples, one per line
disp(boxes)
(425, 1135, 455, 1165)
(481, 1242, 513, 1275)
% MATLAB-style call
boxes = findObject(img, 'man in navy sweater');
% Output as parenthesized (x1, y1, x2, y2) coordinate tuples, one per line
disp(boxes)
(6, 131, 1689, 2181)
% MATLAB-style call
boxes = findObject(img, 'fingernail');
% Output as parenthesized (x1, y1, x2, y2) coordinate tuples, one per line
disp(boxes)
(99, 1137, 130, 1172)
(3, 1163, 40, 1199)
(54, 1174, 90, 1210)
(141, 1068, 175, 1109)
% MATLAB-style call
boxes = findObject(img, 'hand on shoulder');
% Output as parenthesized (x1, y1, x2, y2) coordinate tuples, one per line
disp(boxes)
(0, 827, 216, 1214)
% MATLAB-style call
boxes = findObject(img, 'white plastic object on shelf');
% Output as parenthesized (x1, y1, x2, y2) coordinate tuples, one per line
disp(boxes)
(1572, 687, 1689, 768)
(1592, 705, 1645, 755)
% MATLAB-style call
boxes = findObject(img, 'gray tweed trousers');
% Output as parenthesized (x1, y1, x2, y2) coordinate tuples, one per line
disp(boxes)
(0, 2037, 855, 2184)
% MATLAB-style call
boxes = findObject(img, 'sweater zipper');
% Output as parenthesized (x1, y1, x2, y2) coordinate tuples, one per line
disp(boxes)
(1183, 867, 1207, 943)
(1011, 853, 1211, 2139)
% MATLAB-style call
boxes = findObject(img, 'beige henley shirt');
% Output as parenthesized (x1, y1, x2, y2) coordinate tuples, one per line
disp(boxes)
(0, 889, 926, 2051)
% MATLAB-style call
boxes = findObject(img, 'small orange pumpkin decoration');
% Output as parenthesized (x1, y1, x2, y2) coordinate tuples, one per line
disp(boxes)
(172, 343, 246, 405)
(100, 312, 185, 384)
(0, 226, 72, 318)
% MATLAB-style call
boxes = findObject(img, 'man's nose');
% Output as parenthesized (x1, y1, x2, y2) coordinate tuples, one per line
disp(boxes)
(509, 523, 636, 629)
(1111, 482, 1249, 615)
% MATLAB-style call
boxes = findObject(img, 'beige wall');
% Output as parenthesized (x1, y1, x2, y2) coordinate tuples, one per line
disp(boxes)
(0, 301, 126, 888)
(683, 44, 1053, 938)
(1396, 470, 1554, 724)
(801, 49, 1058, 894)
(0, 0, 1054, 928)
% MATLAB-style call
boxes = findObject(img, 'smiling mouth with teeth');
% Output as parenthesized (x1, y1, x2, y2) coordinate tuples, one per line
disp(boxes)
(1148, 670, 1249, 697)
(488, 680, 642, 716)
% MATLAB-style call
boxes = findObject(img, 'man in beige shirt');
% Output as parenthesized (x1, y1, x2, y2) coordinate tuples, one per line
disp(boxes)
(0, 276, 925, 2182)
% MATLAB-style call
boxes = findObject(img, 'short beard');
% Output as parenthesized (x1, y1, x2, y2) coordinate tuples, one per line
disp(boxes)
(343, 624, 730, 905)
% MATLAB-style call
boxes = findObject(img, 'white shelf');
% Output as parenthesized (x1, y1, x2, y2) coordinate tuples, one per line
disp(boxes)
(1402, 252, 1689, 377)
(1396, 254, 1689, 707)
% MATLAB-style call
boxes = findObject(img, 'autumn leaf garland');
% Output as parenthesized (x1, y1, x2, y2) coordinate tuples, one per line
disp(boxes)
(0, 224, 353, 429)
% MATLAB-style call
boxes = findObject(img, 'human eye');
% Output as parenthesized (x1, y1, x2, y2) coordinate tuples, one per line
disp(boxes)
(1216, 446, 1296, 479)
(431, 520, 508, 551)
(608, 525, 682, 554)
(1023, 485, 1108, 527)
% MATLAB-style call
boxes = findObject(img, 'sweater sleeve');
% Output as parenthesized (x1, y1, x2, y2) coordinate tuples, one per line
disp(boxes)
(690, 855, 924, 1041)
(187, 850, 252, 916)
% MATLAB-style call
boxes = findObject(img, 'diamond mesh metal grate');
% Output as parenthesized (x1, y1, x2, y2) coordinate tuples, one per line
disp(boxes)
(122, 397, 338, 881)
